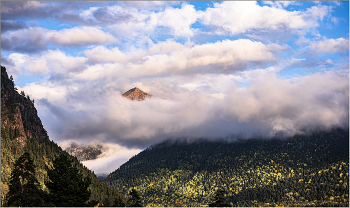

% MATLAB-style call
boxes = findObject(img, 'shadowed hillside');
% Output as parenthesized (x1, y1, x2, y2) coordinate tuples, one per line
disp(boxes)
(104, 129, 349, 207)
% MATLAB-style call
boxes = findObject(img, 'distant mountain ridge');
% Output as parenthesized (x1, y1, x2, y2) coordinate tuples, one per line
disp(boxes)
(122, 87, 152, 101)
(103, 128, 349, 207)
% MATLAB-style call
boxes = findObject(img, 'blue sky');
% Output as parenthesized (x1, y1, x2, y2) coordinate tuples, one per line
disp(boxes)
(1, 1, 349, 175)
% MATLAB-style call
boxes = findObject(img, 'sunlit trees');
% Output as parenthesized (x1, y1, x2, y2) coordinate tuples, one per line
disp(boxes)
(209, 188, 230, 207)
(127, 189, 142, 207)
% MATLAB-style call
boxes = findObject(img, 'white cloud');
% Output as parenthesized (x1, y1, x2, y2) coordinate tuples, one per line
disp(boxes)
(263, 1, 299, 9)
(331, 16, 339, 25)
(121, 1, 180, 10)
(26, 66, 348, 152)
(1, 1, 47, 13)
(84, 46, 127, 63)
(44, 50, 87, 72)
(46, 26, 118, 46)
(17, 82, 71, 107)
(1, 27, 49, 53)
(73, 39, 286, 81)
(309, 37, 349, 54)
(200, 2, 331, 35)
(107, 3, 200, 38)
(295, 36, 310, 45)
(8, 53, 49, 75)
(81, 143, 142, 175)
(7, 50, 88, 77)
(151, 3, 200, 37)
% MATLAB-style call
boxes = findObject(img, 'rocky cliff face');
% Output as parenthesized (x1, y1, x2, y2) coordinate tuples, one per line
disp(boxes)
(122, 87, 152, 101)
(65, 142, 103, 161)
(1, 66, 49, 147)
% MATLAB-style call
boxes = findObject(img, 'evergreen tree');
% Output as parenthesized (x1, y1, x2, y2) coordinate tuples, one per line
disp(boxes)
(46, 153, 92, 206)
(126, 189, 142, 207)
(113, 196, 126, 207)
(209, 188, 231, 207)
(5, 152, 46, 207)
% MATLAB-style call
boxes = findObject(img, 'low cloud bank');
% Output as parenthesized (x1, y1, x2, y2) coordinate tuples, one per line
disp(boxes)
(28, 69, 348, 150)
(81, 143, 142, 175)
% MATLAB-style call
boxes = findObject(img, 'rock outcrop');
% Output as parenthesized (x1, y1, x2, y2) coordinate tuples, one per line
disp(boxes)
(122, 87, 152, 101)
(65, 142, 103, 161)
(1, 66, 49, 147)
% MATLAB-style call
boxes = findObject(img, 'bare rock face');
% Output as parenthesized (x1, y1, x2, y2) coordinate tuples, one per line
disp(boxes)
(1, 66, 50, 147)
(122, 87, 152, 101)
(65, 142, 103, 161)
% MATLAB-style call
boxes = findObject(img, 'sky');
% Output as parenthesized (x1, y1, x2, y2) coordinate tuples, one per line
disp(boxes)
(1, 1, 349, 175)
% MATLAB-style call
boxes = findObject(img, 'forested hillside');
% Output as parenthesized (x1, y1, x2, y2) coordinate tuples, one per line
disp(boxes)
(104, 128, 349, 207)
(1, 66, 126, 206)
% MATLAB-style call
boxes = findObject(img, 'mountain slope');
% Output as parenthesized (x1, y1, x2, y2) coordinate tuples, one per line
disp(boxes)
(122, 87, 152, 101)
(104, 129, 349, 207)
(65, 142, 103, 161)
(1, 66, 126, 206)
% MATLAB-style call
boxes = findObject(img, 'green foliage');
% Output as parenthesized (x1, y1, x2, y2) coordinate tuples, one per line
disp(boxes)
(209, 188, 230, 207)
(127, 189, 142, 207)
(5, 152, 47, 207)
(104, 128, 349, 207)
(113, 196, 126, 207)
(46, 153, 92, 207)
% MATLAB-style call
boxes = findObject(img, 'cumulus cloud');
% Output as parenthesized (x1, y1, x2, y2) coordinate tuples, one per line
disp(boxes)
(6, 50, 87, 77)
(84, 46, 127, 63)
(263, 1, 300, 9)
(150, 3, 201, 37)
(1, 56, 22, 77)
(75, 39, 287, 80)
(1, 1, 48, 18)
(120, 1, 180, 10)
(199, 2, 331, 36)
(1, 28, 48, 53)
(8, 53, 49, 75)
(22, 69, 348, 150)
(1, 20, 28, 33)
(1, 26, 118, 53)
(44, 50, 87, 73)
(295, 36, 310, 45)
(309, 37, 349, 54)
(46, 26, 118, 46)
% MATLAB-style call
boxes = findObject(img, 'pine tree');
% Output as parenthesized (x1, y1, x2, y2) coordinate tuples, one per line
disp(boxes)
(46, 153, 92, 206)
(5, 152, 46, 207)
(113, 196, 126, 207)
(209, 188, 231, 207)
(127, 189, 142, 207)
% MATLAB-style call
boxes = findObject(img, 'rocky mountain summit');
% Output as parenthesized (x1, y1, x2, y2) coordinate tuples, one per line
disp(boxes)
(122, 87, 152, 101)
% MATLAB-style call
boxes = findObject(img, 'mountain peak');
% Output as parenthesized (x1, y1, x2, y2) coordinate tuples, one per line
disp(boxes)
(122, 87, 152, 101)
